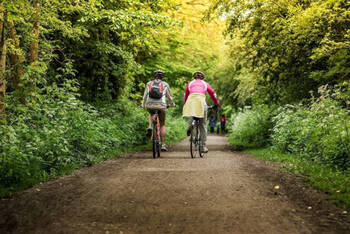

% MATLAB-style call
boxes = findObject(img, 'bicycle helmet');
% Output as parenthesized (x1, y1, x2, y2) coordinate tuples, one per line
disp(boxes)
(193, 71, 204, 80)
(154, 70, 164, 79)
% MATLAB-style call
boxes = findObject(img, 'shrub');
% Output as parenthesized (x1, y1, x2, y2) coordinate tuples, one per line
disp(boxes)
(0, 82, 186, 197)
(271, 87, 350, 170)
(165, 111, 187, 144)
(228, 105, 273, 148)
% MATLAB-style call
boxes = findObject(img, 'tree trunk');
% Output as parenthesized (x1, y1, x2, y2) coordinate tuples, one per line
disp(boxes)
(0, 9, 7, 124)
(29, 0, 41, 97)
(8, 20, 25, 104)
(30, 1, 41, 64)
(0, 3, 3, 45)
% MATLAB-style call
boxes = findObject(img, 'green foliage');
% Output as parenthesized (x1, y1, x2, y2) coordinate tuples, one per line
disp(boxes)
(0, 0, 227, 197)
(46, 0, 176, 102)
(165, 110, 187, 144)
(3, 0, 181, 103)
(228, 105, 273, 148)
(271, 86, 350, 170)
(210, 0, 350, 207)
(209, 0, 350, 106)
(0, 82, 185, 197)
(229, 85, 350, 170)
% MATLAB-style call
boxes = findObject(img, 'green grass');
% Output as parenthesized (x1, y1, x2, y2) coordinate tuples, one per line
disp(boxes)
(244, 147, 350, 208)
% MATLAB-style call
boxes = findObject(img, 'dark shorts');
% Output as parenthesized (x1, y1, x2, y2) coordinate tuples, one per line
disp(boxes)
(147, 109, 166, 125)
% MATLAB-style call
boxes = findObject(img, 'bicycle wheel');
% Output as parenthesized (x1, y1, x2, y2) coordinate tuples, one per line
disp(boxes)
(190, 125, 198, 158)
(156, 124, 161, 158)
(197, 128, 204, 158)
(196, 127, 205, 158)
(152, 121, 157, 159)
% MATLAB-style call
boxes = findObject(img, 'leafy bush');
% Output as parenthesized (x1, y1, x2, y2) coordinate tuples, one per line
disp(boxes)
(165, 111, 187, 144)
(228, 105, 273, 148)
(0, 82, 185, 197)
(228, 85, 350, 171)
(271, 87, 350, 170)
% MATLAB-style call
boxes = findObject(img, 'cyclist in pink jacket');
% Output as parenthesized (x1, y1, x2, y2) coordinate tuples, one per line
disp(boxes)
(183, 71, 219, 153)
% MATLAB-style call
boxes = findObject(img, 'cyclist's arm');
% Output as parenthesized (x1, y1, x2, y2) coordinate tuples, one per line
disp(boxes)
(165, 83, 176, 107)
(207, 83, 219, 106)
(184, 83, 190, 103)
(141, 83, 149, 108)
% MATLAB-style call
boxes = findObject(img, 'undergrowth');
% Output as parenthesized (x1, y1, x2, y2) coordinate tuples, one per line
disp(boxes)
(228, 105, 274, 149)
(0, 82, 187, 197)
(228, 85, 350, 208)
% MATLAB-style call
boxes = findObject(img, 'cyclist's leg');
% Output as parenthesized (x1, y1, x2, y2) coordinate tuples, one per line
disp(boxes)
(199, 106, 208, 149)
(159, 110, 169, 151)
(148, 114, 153, 128)
(187, 117, 193, 136)
(159, 109, 167, 145)
(147, 109, 156, 137)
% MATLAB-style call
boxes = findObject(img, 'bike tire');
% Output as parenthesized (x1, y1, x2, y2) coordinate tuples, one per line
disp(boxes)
(198, 127, 205, 158)
(157, 142, 161, 158)
(190, 125, 198, 158)
(196, 126, 205, 158)
(157, 125, 161, 158)
(152, 122, 157, 159)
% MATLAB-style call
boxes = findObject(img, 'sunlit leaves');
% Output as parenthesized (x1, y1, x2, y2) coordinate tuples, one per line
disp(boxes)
(210, 0, 350, 105)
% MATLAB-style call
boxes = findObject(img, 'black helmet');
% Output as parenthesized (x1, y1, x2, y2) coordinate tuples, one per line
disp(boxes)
(154, 70, 164, 79)
(193, 71, 204, 80)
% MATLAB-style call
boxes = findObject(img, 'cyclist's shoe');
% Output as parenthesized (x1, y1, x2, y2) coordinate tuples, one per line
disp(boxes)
(146, 128, 152, 137)
(202, 146, 209, 153)
(186, 126, 192, 136)
(161, 144, 168, 152)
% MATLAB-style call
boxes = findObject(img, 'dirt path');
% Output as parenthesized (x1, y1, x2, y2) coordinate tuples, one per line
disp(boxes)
(1, 136, 349, 234)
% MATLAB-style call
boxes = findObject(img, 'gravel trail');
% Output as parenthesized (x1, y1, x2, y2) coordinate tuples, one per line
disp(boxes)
(1, 135, 349, 234)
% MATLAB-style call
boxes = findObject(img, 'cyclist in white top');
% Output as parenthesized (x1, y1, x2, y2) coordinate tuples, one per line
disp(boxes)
(142, 70, 175, 151)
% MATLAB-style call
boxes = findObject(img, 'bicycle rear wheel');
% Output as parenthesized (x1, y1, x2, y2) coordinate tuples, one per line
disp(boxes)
(152, 121, 158, 158)
(197, 128, 204, 158)
(190, 125, 199, 158)
(156, 124, 161, 158)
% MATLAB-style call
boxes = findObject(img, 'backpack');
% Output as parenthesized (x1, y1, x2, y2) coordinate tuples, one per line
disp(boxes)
(148, 80, 164, 99)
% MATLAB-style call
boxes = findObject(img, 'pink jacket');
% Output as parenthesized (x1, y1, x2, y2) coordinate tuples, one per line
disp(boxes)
(184, 78, 219, 105)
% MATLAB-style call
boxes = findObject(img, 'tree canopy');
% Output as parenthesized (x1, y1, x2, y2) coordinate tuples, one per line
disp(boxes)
(209, 0, 350, 107)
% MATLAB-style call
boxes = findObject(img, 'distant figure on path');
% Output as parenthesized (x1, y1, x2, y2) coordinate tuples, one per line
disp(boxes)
(209, 116, 216, 133)
(220, 114, 227, 134)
